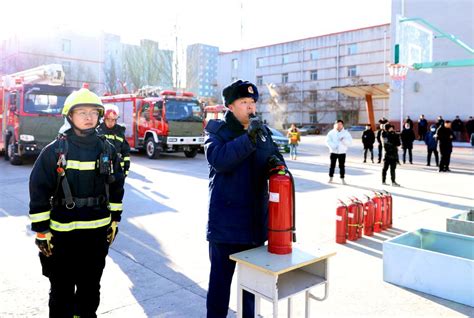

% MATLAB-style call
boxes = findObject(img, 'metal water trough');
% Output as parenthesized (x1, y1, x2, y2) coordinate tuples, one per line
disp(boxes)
(383, 228, 474, 307)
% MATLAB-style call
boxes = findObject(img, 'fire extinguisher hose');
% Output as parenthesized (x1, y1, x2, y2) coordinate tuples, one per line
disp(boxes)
(287, 169, 297, 242)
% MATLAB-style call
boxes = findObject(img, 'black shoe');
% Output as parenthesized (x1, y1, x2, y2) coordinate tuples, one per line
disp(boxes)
(445, 168, 451, 172)
(426, 164, 430, 166)
(363, 160, 366, 163)
(410, 162, 413, 164)
(377, 160, 381, 164)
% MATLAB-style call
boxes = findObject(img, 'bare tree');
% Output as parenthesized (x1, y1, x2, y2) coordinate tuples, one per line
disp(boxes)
(104, 56, 118, 94)
(123, 41, 173, 92)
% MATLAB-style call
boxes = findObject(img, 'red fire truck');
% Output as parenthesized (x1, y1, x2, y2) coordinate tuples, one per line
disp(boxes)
(203, 104, 227, 127)
(101, 88, 204, 159)
(1, 65, 76, 165)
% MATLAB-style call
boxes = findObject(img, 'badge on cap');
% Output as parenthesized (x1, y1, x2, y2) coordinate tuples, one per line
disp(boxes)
(248, 86, 254, 94)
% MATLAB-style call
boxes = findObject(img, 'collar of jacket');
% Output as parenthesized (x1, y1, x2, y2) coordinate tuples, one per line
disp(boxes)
(66, 129, 99, 149)
(224, 110, 246, 134)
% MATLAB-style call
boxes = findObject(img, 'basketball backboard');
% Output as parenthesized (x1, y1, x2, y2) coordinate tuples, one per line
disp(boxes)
(396, 15, 434, 73)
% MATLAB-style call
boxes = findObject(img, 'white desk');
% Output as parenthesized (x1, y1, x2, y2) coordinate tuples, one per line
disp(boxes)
(230, 246, 336, 318)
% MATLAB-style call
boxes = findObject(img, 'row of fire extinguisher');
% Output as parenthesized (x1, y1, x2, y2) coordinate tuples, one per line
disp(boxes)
(336, 191, 393, 244)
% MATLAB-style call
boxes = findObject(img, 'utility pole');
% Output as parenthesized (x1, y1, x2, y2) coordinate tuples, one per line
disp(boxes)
(174, 22, 179, 89)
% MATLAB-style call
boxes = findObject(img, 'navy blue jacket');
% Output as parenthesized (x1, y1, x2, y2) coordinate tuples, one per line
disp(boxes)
(424, 131, 437, 150)
(204, 111, 284, 245)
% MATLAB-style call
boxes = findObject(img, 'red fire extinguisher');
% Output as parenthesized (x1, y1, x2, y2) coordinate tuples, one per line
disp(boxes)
(383, 191, 393, 228)
(351, 197, 364, 239)
(372, 192, 383, 233)
(347, 198, 361, 241)
(381, 193, 389, 230)
(336, 200, 348, 244)
(363, 196, 375, 236)
(268, 165, 296, 255)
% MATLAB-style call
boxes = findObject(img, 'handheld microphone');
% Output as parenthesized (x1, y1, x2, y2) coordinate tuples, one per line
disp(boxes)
(249, 113, 266, 142)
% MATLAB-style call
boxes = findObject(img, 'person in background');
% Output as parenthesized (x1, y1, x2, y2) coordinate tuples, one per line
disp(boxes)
(376, 118, 389, 163)
(97, 104, 131, 177)
(417, 114, 428, 141)
(435, 115, 445, 129)
(287, 123, 301, 160)
(405, 115, 413, 130)
(400, 123, 415, 164)
(204, 80, 286, 318)
(326, 119, 352, 184)
(451, 115, 464, 142)
(466, 116, 474, 142)
(381, 124, 401, 186)
(361, 124, 375, 163)
(424, 124, 439, 166)
(436, 120, 455, 172)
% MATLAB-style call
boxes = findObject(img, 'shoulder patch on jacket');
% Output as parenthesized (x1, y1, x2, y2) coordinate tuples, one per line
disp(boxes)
(205, 120, 225, 134)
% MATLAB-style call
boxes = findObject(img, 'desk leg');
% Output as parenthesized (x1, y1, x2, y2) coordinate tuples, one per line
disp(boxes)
(288, 297, 293, 317)
(255, 295, 261, 317)
(237, 285, 243, 318)
(273, 298, 279, 318)
(305, 291, 310, 318)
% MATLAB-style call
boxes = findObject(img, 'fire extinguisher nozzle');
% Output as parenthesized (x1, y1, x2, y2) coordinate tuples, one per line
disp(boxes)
(292, 232, 297, 242)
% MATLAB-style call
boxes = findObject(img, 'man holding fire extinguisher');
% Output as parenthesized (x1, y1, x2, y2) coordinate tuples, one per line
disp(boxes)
(204, 79, 286, 318)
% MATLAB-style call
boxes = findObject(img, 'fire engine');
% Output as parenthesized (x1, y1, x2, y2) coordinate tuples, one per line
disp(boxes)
(101, 87, 204, 159)
(203, 104, 227, 127)
(0, 64, 77, 165)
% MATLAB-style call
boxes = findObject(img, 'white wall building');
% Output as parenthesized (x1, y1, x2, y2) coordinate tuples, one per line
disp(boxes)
(390, 0, 474, 129)
(217, 24, 391, 128)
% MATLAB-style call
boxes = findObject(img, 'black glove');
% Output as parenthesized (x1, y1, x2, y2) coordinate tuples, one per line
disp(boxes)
(247, 116, 264, 144)
(268, 155, 286, 171)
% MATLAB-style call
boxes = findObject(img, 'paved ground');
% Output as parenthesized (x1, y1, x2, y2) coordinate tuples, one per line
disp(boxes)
(0, 135, 473, 317)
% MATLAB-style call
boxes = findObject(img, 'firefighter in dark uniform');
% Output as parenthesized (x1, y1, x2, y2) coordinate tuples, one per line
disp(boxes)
(205, 80, 285, 318)
(436, 120, 455, 172)
(381, 124, 401, 186)
(29, 87, 125, 318)
(376, 118, 389, 163)
(97, 104, 131, 177)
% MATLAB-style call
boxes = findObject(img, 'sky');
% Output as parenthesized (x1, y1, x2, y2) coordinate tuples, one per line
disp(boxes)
(0, 0, 391, 52)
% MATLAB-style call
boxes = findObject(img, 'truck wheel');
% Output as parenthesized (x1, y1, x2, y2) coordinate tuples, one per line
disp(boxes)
(145, 137, 160, 159)
(7, 137, 22, 165)
(184, 148, 198, 158)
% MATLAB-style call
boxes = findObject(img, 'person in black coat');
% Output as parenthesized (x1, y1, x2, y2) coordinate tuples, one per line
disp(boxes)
(362, 124, 375, 163)
(424, 125, 439, 166)
(451, 115, 464, 141)
(435, 115, 445, 129)
(204, 80, 285, 318)
(405, 116, 413, 130)
(436, 120, 455, 172)
(400, 123, 415, 164)
(466, 116, 474, 137)
(376, 118, 388, 163)
(382, 124, 401, 186)
(418, 114, 428, 141)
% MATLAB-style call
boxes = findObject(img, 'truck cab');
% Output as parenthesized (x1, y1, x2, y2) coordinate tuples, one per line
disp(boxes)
(101, 90, 205, 159)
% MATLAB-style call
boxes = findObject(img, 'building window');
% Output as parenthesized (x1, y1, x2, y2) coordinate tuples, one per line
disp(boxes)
(282, 73, 289, 83)
(310, 70, 318, 81)
(232, 59, 238, 70)
(309, 112, 318, 123)
(310, 49, 318, 60)
(282, 55, 289, 64)
(231, 77, 238, 82)
(256, 76, 263, 86)
(347, 66, 357, 77)
(257, 57, 265, 67)
(61, 39, 71, 53)
(347, 43, 357, 55)
(309, 91, 318, 102)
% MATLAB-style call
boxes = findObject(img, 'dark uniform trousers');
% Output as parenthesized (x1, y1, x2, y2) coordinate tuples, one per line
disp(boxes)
(382, 160, 397, 183)
(329, 153, 346, 178)
(439, 149, 452, 171)
(427, 149, 439, 166)
(42, 228, 109, 318)
(378, 144, 383, 162)
(207, 242, 258, 318)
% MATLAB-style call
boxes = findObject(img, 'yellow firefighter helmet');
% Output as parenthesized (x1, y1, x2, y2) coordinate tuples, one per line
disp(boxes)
(62, 87, 104, 117)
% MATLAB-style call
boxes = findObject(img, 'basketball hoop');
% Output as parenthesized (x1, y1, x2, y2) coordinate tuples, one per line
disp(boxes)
(388, 63, 409, 88)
